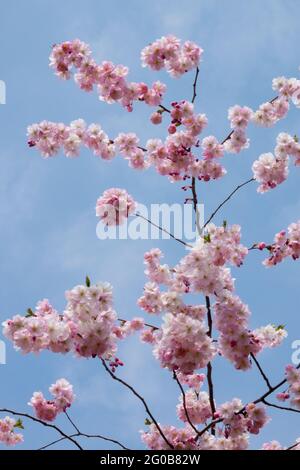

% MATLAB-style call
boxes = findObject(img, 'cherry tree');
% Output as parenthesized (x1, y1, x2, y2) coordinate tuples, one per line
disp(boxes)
(1, 36, 300, 451)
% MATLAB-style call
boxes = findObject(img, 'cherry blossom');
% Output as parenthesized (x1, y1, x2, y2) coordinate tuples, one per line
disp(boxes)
(141, 35, 202, 77)
(262, 221, 300, 266)
(50, 39, 166, 111)
(96, 188, 137, 226)
(153, 312, 216, 374)
(177, 389, 212, 424)
(0, 417, 23, 446)
(29, 379, 75, 422)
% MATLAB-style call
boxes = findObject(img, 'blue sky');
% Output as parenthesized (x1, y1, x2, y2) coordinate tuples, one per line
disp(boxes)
(0, 0, 300, 450)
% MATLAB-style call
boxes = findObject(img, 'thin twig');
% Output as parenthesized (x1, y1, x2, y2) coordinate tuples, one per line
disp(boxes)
(287, 441, 300, 451)
(101, 359, 174, 449)
(203, 177, 255, 229)
(251, 353, 273, 390)
(158, 104, 171, 113)
(205, 296, 216, 435)
(64, 410, 80, 433)
(135, 212, 192, 248)
(198, 363, 300, 437)
(0, 408, 82, 450)
(173, 371, 199, 435)
(191, 66, 200, 104)
(262, 399, 300, 414)
(191, 177, 201, 235)
(38, 431, 130, 451)
(118, 317, 159, 330)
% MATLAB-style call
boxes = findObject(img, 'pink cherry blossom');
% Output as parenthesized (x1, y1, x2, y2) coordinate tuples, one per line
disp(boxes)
(141, 36, 202, 77)
(29, 378, 75, 422)
(50, 40, 166, 111)
(252, 152, 289, 193)
(177, 389, 212, 424)
(0, 417, 23, 446)
(96, 188, 137, 226)
(263, 221, 300, 266)
(153, 312, 216, 374)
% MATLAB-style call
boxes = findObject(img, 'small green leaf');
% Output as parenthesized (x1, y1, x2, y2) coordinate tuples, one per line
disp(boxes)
(25, 308, 36, 318)
(223, 220, 227, 229)
(204, 233, 211, 243)
(85, 276, 91, 288)
(14, 419, 24, 430)
(294, 135, 299, 143)
(144, 418, 152, 426)
(276, 324, 285, 331)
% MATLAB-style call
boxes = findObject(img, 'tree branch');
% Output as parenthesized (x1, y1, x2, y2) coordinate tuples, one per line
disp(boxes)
(0, 408, 82, 450)
(191, 66, 200, 104)
(173, 371, 199, 435)
(203, 177, 255, 229)
(135, 212, 193, 248)
(251, 353, 273, 390)
(38, 431, 130, 451)
(205, 296, 216, 435)
(262, 399, 300, 414)
(101, 358, 174, 449)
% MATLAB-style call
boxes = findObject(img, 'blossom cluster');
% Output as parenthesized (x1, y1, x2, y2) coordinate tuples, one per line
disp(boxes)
(50, 39, 166, 111)
(280, 365, 300, 410)
(252, 133, 300, 193)
(153, 312, 216, 374)
(262, 220, 300, 266)
(171, 223, 248, 295)
(27, 120, 150, 170)
(141, 400, 269, 450)
(141, 35, 202, 77)
(96, 188, 137, 226)
(176, 389, 212, 424)
(29, 378, 75, 422)
(216, 399, 269, 439)
(214, 294, 261, 370)
(2, 282, 118, 359)
(0, 417, 23, 446)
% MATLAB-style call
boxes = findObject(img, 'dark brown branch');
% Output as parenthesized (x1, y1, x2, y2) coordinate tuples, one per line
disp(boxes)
(191, 177, 201, 234)
(135, 212, 193, 248)
(101, 359, 174, 449)
(158, 104, 171, 113)
(205, 296, 216, 435)
(251, 353, 272, 390)
(191, 66, 200, 104)
(203, 177, 255, 229)
(38, 431, 130, 451)
(64, 410, 80, 433)
(118, 317, 159, 331)
(173, 371, 199, 435)
(262, 399, 300, 414)
(287, 441, 300, 451)
(0, 408, 82, 450)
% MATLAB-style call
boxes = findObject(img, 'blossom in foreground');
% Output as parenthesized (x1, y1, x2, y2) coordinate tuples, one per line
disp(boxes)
(3, 282, 118, 359)
(252, 152, 289, 193)
(153, 312, 216, 374)
(177, 390, 212, 424)
(0, 417, 23, 446)
(50, 39, 166, 111)
(96, 188, 137, 226)
(285, 365, 300, 410)
(29, 378, 75, 422)
(263, 221, 300, 266)
(141, 35, 202, 77)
